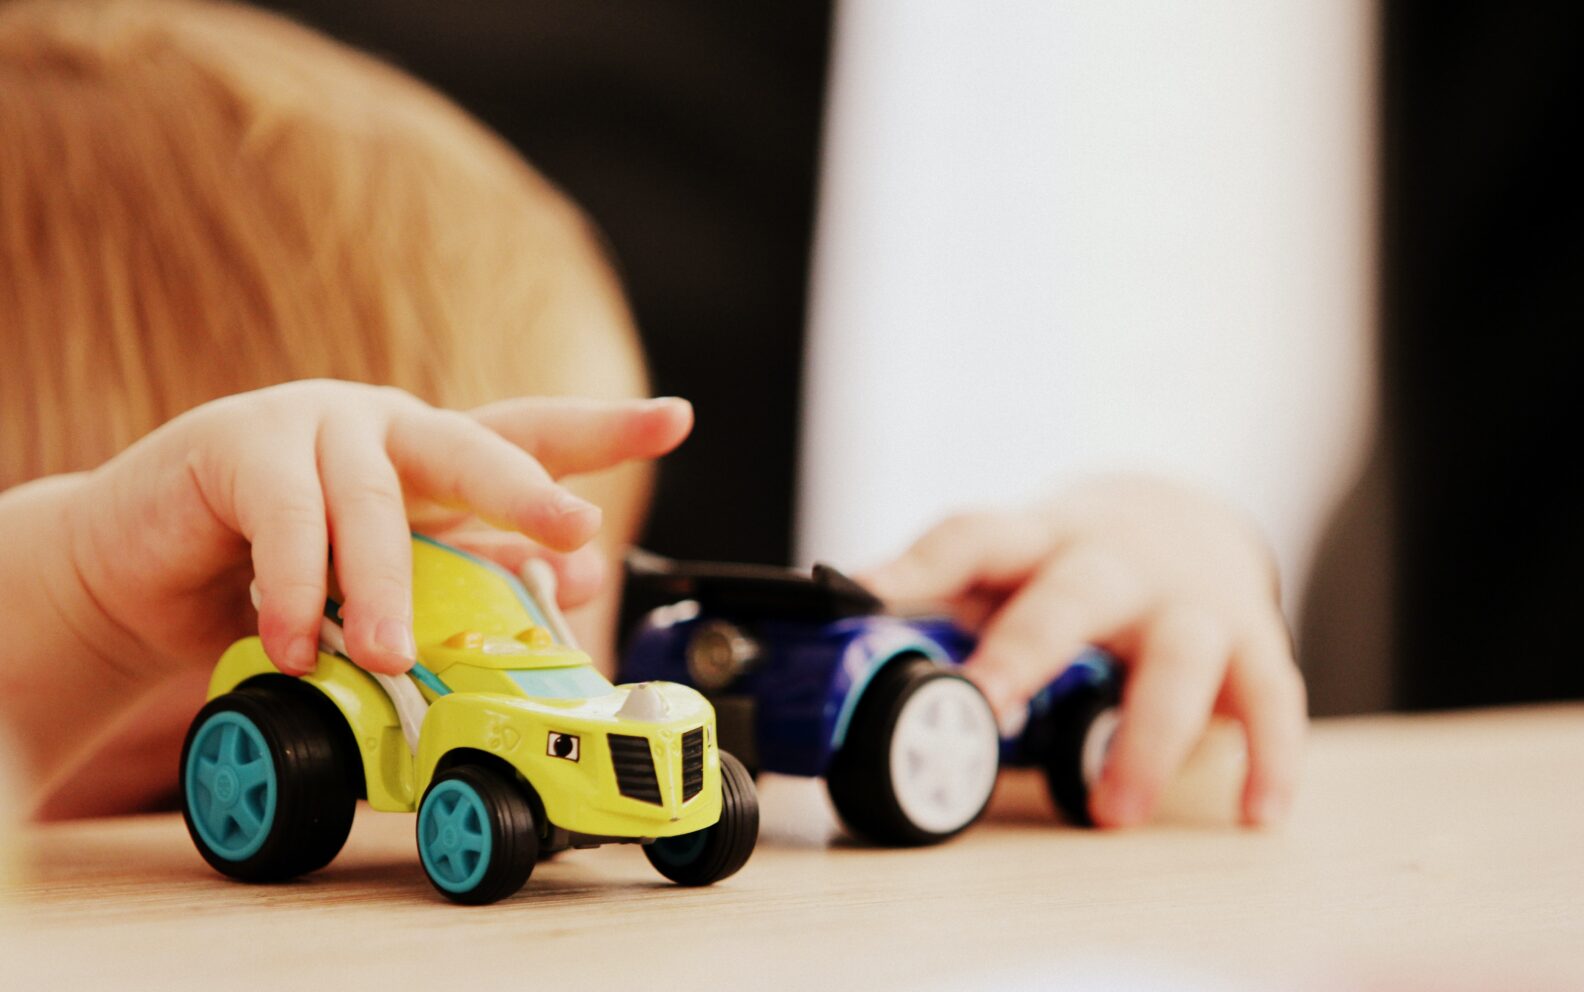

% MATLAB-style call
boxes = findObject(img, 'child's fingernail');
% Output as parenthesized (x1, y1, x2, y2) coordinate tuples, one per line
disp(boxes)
(375, 618, 417, 663)
(554, 492, 601, 521)
(995, 703, 1029, 740)
(288, 636, 318, 675)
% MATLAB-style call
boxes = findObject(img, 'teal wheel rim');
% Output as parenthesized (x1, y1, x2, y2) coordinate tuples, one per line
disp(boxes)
(649, 828, 710, 867)
(418, 780, 493, 894)
(185, 711, 278, 861)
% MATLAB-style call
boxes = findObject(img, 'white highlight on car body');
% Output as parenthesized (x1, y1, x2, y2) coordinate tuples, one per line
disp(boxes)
(649, 599, 702, 628)
(616, 683, 671, 722)
(373, 670, 428, 755)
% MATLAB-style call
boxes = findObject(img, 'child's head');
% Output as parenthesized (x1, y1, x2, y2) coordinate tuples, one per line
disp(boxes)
(0, 0, 645, 488)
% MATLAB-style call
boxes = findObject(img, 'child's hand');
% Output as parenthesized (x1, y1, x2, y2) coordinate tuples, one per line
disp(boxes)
(65, 380, 691, 682)
(859, 476, 1305, 829)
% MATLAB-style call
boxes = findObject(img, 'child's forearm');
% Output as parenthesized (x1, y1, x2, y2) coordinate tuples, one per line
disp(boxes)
(0, 474, 154, 807)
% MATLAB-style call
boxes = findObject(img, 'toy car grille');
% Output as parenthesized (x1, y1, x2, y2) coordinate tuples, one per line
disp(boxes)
(681, 727, 705, 800)
(608, 734, 662, 804)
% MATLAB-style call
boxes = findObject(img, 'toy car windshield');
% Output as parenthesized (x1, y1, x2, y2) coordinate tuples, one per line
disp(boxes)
(502, 666, 613, 700)
(626, 549, 882, 621)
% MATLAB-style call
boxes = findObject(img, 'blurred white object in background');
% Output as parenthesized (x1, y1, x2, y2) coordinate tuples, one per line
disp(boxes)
(799, 0, 1376, 618)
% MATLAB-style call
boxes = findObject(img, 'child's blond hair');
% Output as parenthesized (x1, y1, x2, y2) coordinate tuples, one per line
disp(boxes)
(0, 0, 646, 487)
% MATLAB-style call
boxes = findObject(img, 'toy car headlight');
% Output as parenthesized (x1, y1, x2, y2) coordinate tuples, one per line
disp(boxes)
(547, 731, 580, 761)
(686, 619, 761, 691)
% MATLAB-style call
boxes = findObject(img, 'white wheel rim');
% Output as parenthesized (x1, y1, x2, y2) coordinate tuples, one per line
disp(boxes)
(1081, 707, 1122, 791)
(888, 676, 1000, 835)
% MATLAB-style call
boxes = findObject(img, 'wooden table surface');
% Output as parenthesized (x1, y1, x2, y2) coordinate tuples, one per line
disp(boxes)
(3, 706, 1582, 990)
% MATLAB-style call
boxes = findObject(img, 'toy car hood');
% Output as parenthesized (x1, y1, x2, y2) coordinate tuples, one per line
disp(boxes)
(410, 535, 576, 650)
(536, 679, 710, 725)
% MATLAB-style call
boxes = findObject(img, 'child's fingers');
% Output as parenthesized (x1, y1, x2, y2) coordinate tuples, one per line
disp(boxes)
(858, 508, 1052, 605)
(960, 547, 1146, 716)
(388, 410, 602, 553)
(943, 587, 1008, 634)
(235, 452, 328, 677)
(403, 501, 474, 535)
(1225, 624, 1306, 827)
(319, 422, 416, 675)
(1089, 608, 1231, 828)
(469, 396, 694, 478)
(434, 529, 608, 609)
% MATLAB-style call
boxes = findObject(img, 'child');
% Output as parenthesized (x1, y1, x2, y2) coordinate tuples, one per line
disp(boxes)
(0, 0, 689, 816)
(0, 0, 1301, 829)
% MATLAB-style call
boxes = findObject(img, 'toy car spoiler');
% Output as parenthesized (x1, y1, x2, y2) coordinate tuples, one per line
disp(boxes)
(625, 549, 884, 621)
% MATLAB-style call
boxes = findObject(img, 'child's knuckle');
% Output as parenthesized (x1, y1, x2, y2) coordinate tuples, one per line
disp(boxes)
(1153, 606, 1229, 664)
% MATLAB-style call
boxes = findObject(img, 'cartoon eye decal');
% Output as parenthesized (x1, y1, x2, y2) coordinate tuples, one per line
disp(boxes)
(547, 731, 580, 761)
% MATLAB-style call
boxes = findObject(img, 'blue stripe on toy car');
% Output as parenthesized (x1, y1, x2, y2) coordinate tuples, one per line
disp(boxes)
(829, 638, 952, 751)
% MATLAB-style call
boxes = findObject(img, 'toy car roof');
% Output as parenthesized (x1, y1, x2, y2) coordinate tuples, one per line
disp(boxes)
(625, 549, 884, 621)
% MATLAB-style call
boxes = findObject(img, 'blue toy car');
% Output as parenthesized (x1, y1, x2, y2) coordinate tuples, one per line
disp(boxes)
(620, 553, 1123, 846)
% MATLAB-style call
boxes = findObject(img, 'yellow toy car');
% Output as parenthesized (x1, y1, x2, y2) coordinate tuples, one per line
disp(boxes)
(179, 535, 758, 904)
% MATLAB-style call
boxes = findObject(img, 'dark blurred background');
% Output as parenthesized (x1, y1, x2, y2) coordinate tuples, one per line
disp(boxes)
(1379, 3, 1581, 711)
(1303, 2, 1582, 714)
(253, 1, 1579, 714)
(255, 0, 833, 567)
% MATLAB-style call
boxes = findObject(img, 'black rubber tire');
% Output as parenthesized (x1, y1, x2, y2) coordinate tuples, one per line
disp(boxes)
(1026, 681, 1122, 826)
(826, 656, 997, 847)
(644, 751, 758, 886)
(179, 679, 359, 882)
(417, 763, 538, 905)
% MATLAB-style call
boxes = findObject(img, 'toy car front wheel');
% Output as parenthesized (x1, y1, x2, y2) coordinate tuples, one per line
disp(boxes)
(826, 657, 1000, 846)
(644, 750, 758, 885)
(417, 763, 538, 904)
(180, 679, 358, 882)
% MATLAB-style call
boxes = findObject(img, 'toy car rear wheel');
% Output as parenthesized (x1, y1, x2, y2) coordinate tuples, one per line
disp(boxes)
(417, 763, 538, 904)
(180, 679, 358, 882)
(826, 656, 1000, 846)
(1035, 686, 1122, 826)
(644, 750, 758, 885)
